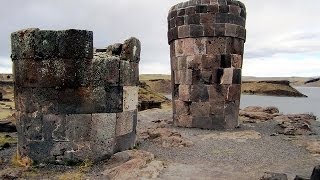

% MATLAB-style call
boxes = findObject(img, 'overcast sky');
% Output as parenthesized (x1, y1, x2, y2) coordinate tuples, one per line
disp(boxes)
(1, 0, 319, 77)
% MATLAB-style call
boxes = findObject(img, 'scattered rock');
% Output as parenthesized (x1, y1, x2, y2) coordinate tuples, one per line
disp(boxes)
(275, 114, 316, 136)
(311, 165, 320, 180)
(261, 172, 288, 180)
(139, 128, 193, 148)
(103, 150, 164, 180)
(240, 106, 281, 123)
(0, 168, 23, 180)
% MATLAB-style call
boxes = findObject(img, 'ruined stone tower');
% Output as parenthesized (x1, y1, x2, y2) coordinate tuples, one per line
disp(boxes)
(12, 28, 140, 163)
(168, 0, 246, 129)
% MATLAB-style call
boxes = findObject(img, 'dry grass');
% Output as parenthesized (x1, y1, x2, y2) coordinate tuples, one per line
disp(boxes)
(139, 74, 171, 81)
(0, 133, 17, 146)
(58, 172, 84, 180)
(11, 150, 33, 168)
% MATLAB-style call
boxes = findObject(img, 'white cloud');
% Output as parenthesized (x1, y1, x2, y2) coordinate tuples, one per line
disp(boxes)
(0, 0, 319, 77)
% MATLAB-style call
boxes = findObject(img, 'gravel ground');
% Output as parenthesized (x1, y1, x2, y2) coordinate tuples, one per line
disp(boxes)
(0, 108, 319, 179)
(137, 108, 320, 180)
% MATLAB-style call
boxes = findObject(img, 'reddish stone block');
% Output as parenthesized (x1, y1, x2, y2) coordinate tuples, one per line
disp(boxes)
(186, 6, 196, 15)
(194, 38, 207, 54)
(174, 100, 190, 116)
(179, 85, 191, 101)
(174, 115, 193, 128)
(226, 37, 244, 55)
(207, 4, 219, 13)
(190, 102, 210, 117)
(186, 55, 201, 69)
(229, 5, 241, 15)
(203, 23, 215, 36)
(206, 37, 226, 54)
(180, 69, 193, 85)
(226, 84, 241, 101)
(182, 38, 196, 56)
(208, 84, 226, 101)
(231, 54, 242, 68)
(177, 56, 187, 70)
(187, 14, 201, 24)
(171, 56, 178, 70)
(210, 100, 225, 115)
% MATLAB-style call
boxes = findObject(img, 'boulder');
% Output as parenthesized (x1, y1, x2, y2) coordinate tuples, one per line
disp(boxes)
(275, 114, 316, 136)
(261, 172, 288, 180)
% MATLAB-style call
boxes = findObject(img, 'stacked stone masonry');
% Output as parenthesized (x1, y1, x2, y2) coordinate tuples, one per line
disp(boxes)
(12, 28, 141, 163)
(168, 0, 246, 130)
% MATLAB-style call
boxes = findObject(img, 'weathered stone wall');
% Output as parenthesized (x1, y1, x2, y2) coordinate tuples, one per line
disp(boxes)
(11, 28, 140, 163)
(168, 0, 246, 129)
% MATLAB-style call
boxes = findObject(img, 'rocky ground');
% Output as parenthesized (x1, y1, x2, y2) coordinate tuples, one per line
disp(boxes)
(0, 105, 320, 180)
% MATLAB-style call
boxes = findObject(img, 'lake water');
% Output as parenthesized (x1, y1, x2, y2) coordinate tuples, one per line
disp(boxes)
(164, 87, 320, 119)
(240, 87, 320, 119)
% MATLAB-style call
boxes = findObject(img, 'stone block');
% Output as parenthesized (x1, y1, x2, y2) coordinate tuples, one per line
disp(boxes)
(58, 87, 93, 114)
(186, 55, 201, 70)
(232, 69, 242, 84)
(58, 29, 93, 59)
(178, 25, 190, 38)
(214, 23, 225, 37)
(105, 86, 124, 113)
(194, 38, 207, 54)
(91, 138, 115, 161)
(177, 56, 187, 70)
(229, 5, 241, 15)
(114, 131, 136, 153)
(176, 16, 185, 26)
(179, 85, 191, 101)
(182, 38, 196, 56)
(169, 18, 176, 29)
(177, 9, 186, 16)
(120, 61, 139, 86)
(92, 56, 120, 87)
(33, 30, 60, 59)
(208, 84, 226, 102)
(210, 100, 225, 115)
(11, 28, 39, 60)
(192, 117, 212, 129)
(220, 54, 232, 68)
(207, 4, 219, 13)
(196, 5, 208, 13)
(123, 86, 138, 111)
(203, 23, 215, 36)
(225, 24, 237, 37)
(219, 5, 229, 13)
(120, 37, 141, 63)
(43, 114, 67, 142)
(190, 24, 204, 37)
(231, 54, 242, 68)
(206, 37, 226, 54)
(200, 13, 215, 24)
(91, 113, 117, 141)
(211, 114, 226, 130)
(190, 102, 210, 117)
(15, 87, 59, 114)
(220, 68, 233, 84)
(186, 6, 196, 15)
(201, 54, 220, 70)
(174, 100, 190, 116)
(190, 85, 209, 101)
(174, 115, 193, 128)
(20, 112, 44, 142)
(224, 101, 239, 129)
(65, 114, 92, 142)
(226, 84, 241, 101)
(116, 111, 134, 136)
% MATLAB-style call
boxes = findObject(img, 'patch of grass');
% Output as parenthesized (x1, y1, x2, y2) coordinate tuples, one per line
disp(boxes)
(58, 172, 84, 180)
(79, 159, 93, 172)
(139, 74, 171, 81)
(0, 134, 17, 146)
(11, 150, 33, 168)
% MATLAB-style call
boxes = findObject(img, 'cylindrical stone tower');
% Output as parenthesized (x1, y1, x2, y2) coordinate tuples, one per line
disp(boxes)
(168, 0, 246, 130)
(12, 28, 140, 163)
